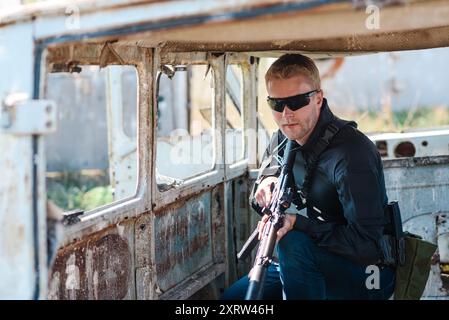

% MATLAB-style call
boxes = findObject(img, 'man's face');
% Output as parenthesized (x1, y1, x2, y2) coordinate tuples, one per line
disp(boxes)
(267, 75, 323, 144)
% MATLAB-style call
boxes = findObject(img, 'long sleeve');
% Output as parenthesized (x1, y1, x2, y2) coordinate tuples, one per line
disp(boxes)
(294, 133, 388, 266)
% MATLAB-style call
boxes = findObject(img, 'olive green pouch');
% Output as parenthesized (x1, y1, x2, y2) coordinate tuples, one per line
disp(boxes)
(394, 232, 437, 300)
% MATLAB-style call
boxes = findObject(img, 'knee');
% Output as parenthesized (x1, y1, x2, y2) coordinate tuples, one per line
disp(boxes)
(220, 276, 249, 300)
(277, 231, 316, 262)
(278, 230, 314, 252)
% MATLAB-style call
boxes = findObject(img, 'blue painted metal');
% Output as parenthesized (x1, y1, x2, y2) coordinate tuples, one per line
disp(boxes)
(154, 192, 213, 292)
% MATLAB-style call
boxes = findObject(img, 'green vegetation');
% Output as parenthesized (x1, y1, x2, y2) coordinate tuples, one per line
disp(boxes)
(46, 171, 113, 211)
(342, 106, 449, 133)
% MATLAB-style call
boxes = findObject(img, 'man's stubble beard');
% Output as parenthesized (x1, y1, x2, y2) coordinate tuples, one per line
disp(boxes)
(281, 116, 314, 142)
(281, 124, 308, 141)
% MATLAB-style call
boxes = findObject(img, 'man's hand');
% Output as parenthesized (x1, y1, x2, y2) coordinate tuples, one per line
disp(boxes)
(257, 213, 297, 242)
(254, 176, 278, 208)
(277, 214, 296, 240)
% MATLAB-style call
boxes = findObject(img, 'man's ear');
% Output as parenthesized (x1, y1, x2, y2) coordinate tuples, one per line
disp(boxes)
(317, 90, 324, 107)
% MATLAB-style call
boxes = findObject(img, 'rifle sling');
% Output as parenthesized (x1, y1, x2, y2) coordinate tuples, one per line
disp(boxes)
(298, 119, 351, 205)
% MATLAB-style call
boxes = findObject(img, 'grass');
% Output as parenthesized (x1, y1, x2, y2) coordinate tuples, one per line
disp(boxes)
(343, 106, 449, 133)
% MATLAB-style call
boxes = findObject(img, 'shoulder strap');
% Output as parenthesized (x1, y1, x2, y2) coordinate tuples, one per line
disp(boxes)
(298, 118, 355, 205)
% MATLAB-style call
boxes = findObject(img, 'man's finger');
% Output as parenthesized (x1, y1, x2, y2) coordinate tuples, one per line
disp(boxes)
(277, 228, 286, 241)
(277, 223, 292, 241)
(258, 214, 271, 240)
(264, 188, 272, 205)
(257, 221, 263, 240)
(256, 191, 266, 207)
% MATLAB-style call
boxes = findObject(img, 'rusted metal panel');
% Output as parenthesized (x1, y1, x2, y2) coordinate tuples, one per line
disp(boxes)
(383, 155, 449, 169)
(46, 44, 145, 68)
(135, 213, 155, 300)
(232, 177, 252, 278)
(135, 185, 227, 300)
(241, 57, 258, 170)
(48, 220, 135, 300)
(211, 184, 226, 266)
(6, 0, 449, 56)
(436, 213, 449, 294)
(159, 263, 225, 300)
(102, 0, 449, 53)
(152, 192, 213, 293)
(247, 176, 264, 264)
(143, 24, 449, 54)
(135, 214, 154, 270)
(224, 180, 238, 286)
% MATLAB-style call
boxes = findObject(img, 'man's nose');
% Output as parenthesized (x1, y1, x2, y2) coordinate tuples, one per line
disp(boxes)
(282, 105, 294, 117)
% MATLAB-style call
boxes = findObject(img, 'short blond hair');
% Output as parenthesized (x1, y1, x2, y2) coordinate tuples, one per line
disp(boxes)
(265, 54, 321, 90)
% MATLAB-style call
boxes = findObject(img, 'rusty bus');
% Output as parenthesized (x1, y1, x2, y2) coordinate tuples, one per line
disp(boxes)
(1, 0, 449, 300)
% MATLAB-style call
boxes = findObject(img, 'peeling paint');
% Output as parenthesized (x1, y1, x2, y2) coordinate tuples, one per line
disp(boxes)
(116, 223, 125, 237)
(49, 228, 132, 300)
(65, 253, 80, 291)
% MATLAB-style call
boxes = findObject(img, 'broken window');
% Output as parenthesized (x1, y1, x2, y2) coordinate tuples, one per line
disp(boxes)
(45, 65, 138, 213)
(156, 64, 215, 191)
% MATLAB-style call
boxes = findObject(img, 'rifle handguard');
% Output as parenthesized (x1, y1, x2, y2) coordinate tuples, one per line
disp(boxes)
(237, 227, 260, 260)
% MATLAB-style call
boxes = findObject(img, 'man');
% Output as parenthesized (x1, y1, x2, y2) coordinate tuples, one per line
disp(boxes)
(222, 54, 396, 300)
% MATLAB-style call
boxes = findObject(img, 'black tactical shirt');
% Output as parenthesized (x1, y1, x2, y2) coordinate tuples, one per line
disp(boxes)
(252, 99, 388, 266)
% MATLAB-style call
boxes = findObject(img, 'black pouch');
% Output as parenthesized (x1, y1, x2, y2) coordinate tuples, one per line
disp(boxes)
(380, 202, 406, 267)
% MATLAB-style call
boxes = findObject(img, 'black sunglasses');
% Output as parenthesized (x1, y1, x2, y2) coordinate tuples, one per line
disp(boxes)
(267, 89, 320, 112)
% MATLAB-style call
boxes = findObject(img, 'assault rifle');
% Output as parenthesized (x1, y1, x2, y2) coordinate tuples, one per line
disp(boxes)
(239, 139, 297, 300)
